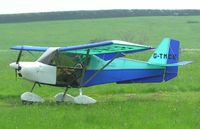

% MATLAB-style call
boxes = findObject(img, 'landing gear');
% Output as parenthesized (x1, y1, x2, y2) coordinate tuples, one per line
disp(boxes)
(54, 93, 74, 103)
(21, 82, 44, 103)
(74, 88, 96, 104)
(20, 83, 96, 104)
(54, 88, 96, 104)
(54, 87, 74, 103)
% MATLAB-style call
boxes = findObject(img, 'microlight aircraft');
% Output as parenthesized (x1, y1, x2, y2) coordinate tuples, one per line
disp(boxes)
(9, 38, 191, 104)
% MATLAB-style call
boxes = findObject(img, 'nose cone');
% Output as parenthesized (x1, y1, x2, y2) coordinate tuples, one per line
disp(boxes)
(10, 62, 19, 69)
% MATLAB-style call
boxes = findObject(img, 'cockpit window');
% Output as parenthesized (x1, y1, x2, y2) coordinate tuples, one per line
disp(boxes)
(37, 48, 85, 67)
(55, 53, 86, 87)
(55, 53, 82, 67)
(37, 48, 58, 65)
(37, 48, 89, 87)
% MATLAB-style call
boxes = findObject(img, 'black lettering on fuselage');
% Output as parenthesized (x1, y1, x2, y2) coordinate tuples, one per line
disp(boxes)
(159, 53, 163, 58)
(164, 54, 168, 59)
(153, 53, 158, 58)
(153, 53, 177, 60)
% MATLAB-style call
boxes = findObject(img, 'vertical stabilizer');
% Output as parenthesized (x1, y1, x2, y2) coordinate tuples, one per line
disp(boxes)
(148, 38, 180, 81)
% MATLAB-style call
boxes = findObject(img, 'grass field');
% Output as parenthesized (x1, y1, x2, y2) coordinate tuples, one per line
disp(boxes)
(0, 16, 200, 129)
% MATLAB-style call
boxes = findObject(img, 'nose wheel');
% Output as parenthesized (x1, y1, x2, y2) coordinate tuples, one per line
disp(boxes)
(21, 92, 44, 103)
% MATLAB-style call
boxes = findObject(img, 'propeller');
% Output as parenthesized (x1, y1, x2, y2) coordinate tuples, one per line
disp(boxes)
(14, 47, 23, 80)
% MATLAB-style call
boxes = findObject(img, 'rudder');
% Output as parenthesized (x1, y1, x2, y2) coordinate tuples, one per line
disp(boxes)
(165, 39, 179, 81)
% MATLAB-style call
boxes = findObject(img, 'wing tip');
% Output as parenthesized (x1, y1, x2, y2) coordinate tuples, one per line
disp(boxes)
(10, 45, 48, 51)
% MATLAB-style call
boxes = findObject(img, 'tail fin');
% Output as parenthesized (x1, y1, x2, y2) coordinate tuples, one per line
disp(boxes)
(148, 38, 180, 81)
(148, 38, 179, 66)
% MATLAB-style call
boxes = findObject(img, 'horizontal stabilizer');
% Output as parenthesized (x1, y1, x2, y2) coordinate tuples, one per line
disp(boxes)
(148, 61, 192, 66)
(165, 61, 192, 66)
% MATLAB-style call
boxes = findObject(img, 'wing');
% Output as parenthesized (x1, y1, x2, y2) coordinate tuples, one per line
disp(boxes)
(11, 40, 153, 60)
(58, 40, 153, 54)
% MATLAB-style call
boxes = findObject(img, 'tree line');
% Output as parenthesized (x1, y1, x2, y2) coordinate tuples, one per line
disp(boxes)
(0, 9, 200, 23)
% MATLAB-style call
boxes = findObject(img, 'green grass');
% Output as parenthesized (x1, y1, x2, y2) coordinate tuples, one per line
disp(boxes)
(0, 92, 200, 129)
(0, 16, 200, 129)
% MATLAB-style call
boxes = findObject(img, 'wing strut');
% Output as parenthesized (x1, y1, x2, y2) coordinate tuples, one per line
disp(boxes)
(80, 49, 91, 86)
(83, 52, 120, 86)
(73, 49, 96, 104)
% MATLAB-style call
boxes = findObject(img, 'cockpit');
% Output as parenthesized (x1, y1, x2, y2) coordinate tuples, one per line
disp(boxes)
(37, 48, 88, 87)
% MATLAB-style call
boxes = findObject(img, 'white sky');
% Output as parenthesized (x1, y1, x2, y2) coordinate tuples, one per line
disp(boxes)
(0, 0, 199, 14)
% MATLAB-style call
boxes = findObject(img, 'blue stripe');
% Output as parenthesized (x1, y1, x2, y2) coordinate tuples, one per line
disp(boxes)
(11, 45, 48, 51)
(10, 41, 113, 52)
(83, 69, 164, 86)
(58, 41, 113, 52)
(117, 75, 164, 83)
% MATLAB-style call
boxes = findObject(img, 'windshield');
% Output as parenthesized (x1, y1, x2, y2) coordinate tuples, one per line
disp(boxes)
(37, 48, 58, 65)
(37, 48, 85, 67)
(54, 53, 83, 67)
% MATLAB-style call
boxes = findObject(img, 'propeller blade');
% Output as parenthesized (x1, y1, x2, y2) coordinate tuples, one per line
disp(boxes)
(16, 47, 23, 64)
(14, 46, 23, 80)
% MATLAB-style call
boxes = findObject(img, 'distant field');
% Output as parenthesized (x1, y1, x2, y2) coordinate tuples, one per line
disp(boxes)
(0, 16, 200, 129)
(0, 16, 200, 49)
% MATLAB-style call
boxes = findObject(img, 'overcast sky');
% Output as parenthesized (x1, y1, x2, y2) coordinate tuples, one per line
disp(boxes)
(0, 0, 199, 14)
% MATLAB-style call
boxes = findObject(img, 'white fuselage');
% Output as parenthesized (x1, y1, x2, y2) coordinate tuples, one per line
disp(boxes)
(10, 47, 59, 85)
(10, 61, 57, 85)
